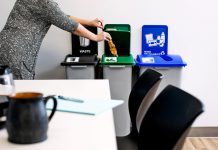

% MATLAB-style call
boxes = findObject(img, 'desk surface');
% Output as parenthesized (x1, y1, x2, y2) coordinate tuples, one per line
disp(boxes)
(0, 80, 117, 150)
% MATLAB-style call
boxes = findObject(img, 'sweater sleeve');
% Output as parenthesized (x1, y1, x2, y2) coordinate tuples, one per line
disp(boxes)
(43, 0, 79, 32)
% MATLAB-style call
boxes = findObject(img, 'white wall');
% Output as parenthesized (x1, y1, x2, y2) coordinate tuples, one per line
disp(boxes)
(1, 0, 218, 126)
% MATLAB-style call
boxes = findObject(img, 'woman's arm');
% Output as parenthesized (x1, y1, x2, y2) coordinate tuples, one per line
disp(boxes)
(69, 16, 104, 29)
(73, 24, 111, 42)
(41, 0, 110, 41)
(69, 16, 108, 41)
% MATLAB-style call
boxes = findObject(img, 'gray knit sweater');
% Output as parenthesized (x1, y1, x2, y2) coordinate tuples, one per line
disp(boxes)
(0, 0, 78, 79)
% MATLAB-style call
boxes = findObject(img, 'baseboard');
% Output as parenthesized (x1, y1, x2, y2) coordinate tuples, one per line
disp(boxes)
(188, 127, 218, 137)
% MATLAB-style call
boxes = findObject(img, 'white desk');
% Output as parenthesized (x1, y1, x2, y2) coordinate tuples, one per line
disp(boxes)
(0, 80, 117, 150)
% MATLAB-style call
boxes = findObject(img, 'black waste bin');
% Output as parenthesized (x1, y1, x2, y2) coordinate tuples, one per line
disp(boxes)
(61, 54, 99, 79)
(61, 27, 99, 79)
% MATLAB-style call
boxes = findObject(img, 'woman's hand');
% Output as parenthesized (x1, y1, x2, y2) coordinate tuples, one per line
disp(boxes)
(73, 24, 111, 42)
(95, 31, 111, 42)
(89, 18, 104, 29)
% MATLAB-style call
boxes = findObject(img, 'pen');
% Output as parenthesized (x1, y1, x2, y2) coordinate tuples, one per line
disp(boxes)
(57, 95, 84, 103)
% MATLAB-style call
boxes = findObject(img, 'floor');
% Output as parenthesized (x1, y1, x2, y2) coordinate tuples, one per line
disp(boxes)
(117, 137, 218, 150)
(182, 138, 218, 150)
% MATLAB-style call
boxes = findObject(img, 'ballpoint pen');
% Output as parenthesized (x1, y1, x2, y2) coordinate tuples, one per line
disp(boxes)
(57, 95, 84, 103)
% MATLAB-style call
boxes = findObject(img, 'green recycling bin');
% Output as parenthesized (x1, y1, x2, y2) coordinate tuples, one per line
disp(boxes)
(101, 24, 134, 137)
(101, 24, 135, 137)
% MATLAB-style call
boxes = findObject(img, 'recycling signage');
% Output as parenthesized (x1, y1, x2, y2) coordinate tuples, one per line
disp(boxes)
(142, 25, 168, 55)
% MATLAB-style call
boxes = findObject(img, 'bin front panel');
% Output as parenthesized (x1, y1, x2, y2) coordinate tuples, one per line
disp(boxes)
(139, 67, 182, 97)
(103, 66, 132, 137)
(66, 66, 95, 79)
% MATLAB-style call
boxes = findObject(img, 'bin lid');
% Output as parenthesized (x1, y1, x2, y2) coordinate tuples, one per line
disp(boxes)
(142, 25, 168, 55)
(104, 24, 131, 56)
(136, 54, 187, 67)
(61, 54, 99, 66)
(105, 24, 130, 32)
(100, 54, 135, 65)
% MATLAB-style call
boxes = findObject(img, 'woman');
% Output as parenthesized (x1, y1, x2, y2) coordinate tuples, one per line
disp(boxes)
(0, 0, 111, 79)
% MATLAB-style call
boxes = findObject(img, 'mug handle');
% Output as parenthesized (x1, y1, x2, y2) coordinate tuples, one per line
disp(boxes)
(0, 121, 6, 129)
(0, 101, 9, 129)
(44, 96, 57, 121)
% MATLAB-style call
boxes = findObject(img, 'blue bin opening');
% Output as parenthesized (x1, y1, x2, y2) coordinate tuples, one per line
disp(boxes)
(136, 54, 187, 67)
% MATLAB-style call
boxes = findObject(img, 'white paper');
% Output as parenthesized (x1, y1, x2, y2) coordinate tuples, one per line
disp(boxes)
(46, 97, 123, 115)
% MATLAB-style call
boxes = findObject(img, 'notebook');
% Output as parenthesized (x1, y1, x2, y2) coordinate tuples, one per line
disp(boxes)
(46, 96, 123, 115)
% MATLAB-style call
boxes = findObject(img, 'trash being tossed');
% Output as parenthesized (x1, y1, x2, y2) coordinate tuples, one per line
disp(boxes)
(108, 39, 118, 57)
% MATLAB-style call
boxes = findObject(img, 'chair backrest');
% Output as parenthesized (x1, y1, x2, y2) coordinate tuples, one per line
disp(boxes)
(138, 85, 204, 150)
(136, 79, 161, 132)
(128, 69, 163, 137)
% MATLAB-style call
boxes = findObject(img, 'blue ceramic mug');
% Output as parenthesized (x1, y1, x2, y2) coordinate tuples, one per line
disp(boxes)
(6, 92, 57, 144)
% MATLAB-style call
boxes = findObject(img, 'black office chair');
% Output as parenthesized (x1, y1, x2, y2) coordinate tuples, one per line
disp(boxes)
(129, 68, 163, 137)
(117, 69, 163, 150)
(138, 85, 204, 150)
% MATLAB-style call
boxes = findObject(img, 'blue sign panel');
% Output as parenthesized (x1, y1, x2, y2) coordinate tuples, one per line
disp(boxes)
(142, 25, 168, 55)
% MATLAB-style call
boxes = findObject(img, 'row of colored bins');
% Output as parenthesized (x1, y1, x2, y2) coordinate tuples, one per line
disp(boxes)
(60, 24, 187, 137)
(60, 56, 186, 137)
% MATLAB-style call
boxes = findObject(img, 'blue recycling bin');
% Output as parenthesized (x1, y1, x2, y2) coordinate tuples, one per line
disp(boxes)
(136, 55, 186, 95)
(136, 25, 187, 96)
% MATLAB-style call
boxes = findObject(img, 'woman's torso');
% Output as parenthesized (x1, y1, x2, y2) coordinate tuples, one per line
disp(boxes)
(0, 0, 52, 79)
